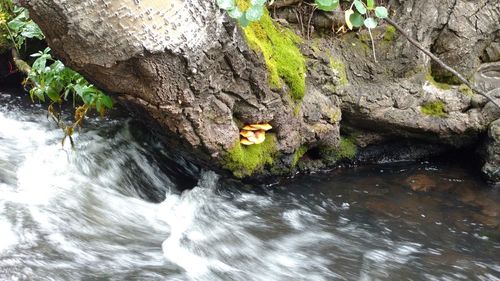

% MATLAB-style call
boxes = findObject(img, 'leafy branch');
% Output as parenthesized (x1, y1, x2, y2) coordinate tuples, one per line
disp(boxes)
(2, 3, 115, 146)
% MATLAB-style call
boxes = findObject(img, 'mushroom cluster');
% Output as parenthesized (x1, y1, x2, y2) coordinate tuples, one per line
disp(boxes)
(240, 123, 273, 145)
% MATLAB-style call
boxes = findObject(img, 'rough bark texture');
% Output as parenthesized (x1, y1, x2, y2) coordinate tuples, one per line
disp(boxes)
(16, 0, 500, 181)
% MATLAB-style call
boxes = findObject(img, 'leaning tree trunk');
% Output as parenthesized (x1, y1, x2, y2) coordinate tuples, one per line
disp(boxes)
(16, 0, 342, 178)
(15, 0, 500, 180)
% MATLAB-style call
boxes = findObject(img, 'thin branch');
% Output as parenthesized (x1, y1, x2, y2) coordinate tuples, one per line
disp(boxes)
(307, 6, 316, 40)
(367, 28, 378, 63)
(11, 48, 31, 74)
(384, 17, 500, 109)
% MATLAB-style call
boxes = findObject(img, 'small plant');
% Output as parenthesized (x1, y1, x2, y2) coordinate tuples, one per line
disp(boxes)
(2, 3, 114, 147)
(420, 100, 447, 118)
(25, 47, 113, 146)
(216, 0, 388, 29)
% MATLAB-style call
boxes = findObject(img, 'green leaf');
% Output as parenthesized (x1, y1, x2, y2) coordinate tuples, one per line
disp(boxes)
(239, 13, 250, 27)
(251, 0, 267, 5)
(367, 0, 374, 10)
(315, 0, 332, 6)
(228, 7, 243, 19)
(216, 0, 235, 10)
(32, 88, 45, 102)
(31, 56, 47, 72)
(375, 6, 388, 19)
(316, 0, 339, 12)
(345, 9, 354, 30)
(350, 12, 364, 28)
(100, 95, 113, 109)
(20, 21, 44, 40)
(353, 0, 366, 15)
(364, 17, 377, 29)
(46, 86, 60, 102)
(245, 5, 264, 21)
(81, 91, 94, 105)
(95, 99, 103, 114)
(7, 18, 24, 32)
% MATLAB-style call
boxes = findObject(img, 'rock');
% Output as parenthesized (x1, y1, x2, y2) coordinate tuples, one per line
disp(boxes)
(482, 119, 500, 183)
(406, 174, 437, 192)
(17, 0, 500, 179)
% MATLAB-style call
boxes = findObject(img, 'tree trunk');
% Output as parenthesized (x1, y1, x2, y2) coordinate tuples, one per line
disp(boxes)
(15, 0, 500, 180)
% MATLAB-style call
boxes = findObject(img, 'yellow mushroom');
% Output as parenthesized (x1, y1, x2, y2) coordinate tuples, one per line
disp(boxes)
(247, 134, 259, 144)
(240, 130, 255, 138)
(253, 130, 266, 144)
(250, 123, 272, 131)
(240, 138, 254, 145)
(242, 125, 260, 131)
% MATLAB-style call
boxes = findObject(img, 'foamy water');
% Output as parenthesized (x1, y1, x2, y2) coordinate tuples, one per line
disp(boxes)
(0, 90, 499, 280)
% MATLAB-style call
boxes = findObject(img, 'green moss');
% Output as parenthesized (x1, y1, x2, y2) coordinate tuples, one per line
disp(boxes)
(433, 73, 462, 85)
(237, 0, 306, 101)
(383, 25, 396, 42)
(319, 137, 357, 163)
(337, 137, 357, 160)
(425, 73, 451, 90)
(329, 58, 348, 86)
(420, 100, 447, 118)
(223, 133, 278, 178)
(293, 103, 301, 116)
(291, 145, 308, 167)
(458, 84, 474, 96)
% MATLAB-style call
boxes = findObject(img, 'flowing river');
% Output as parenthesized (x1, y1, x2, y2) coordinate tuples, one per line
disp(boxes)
(0, 89, 499, 280)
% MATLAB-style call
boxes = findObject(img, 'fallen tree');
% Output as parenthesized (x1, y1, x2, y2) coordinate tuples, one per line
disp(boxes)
(14, 0, 500, 181)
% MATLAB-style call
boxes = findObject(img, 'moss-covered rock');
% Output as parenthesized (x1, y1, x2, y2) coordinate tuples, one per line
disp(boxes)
(237, 0, 306, 101)
(425, 73, 451, 90)
(329, 57, 348, 86)
(223, 133, 278, 178)
(291, 145, 307, 167)
(458, 84, 474, 96)
(319, 137, 357, 164)
(383, 25, 396, 42)
(420, 100, 447, 118)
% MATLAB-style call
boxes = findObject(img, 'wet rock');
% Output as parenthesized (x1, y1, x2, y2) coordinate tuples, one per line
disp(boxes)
(482, 119, 500, 183)
(406, 174, 437, 192)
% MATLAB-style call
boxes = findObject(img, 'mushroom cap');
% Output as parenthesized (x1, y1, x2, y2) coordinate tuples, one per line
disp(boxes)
(250, 123, 272, 131)
(253, 130, 266, 144)
(247, 134, 259, 144)
(240, 138, 254, 145)
(242, 125, 260, 131)
(240, 130, 255, 138)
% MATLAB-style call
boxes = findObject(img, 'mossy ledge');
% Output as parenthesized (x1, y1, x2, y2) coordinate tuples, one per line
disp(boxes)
(223, 133, 278, 178)
(237, 0, 306, 101)
(421, 100, 447, 118)
(425, 72, 451, 90)
(319, 137, 357, 164)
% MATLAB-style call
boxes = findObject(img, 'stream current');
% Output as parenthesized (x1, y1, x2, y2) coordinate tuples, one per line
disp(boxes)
(0, 89, 499, 280)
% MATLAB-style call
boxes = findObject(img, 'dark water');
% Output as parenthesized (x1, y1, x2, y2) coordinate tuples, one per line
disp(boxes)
(0, 89, 499, 280)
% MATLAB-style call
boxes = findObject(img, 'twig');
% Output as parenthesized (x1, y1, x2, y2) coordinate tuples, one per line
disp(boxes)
(307, 6, 316, 40)
(3, 22, 19, 53)
(11, 48, 31, 74)
(384, 17, 500, 109)
(367, 28, 378, 63)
